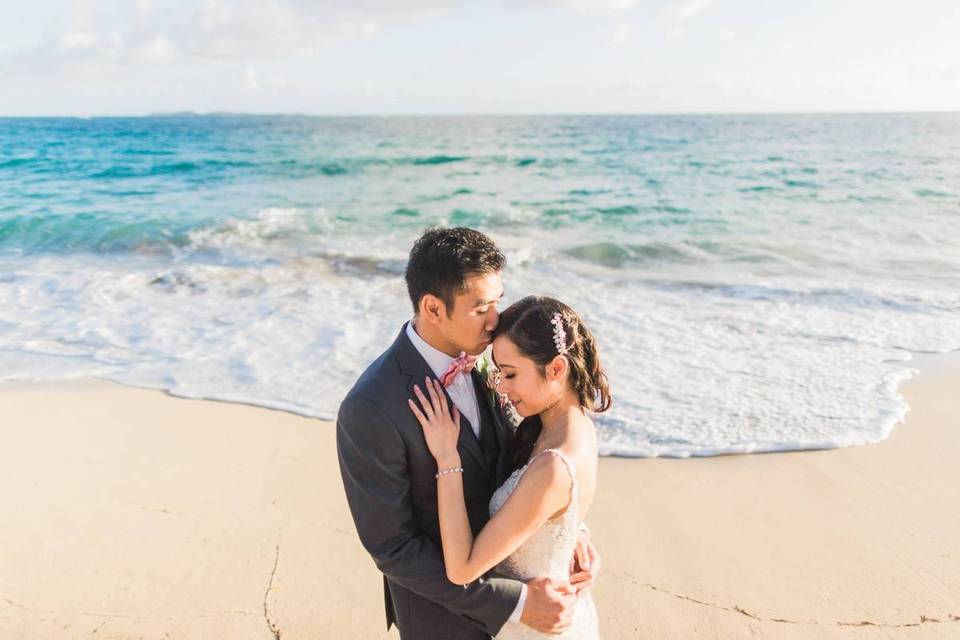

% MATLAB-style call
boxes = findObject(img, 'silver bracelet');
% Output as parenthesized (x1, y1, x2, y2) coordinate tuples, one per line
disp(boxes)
(435, 466, 464, 479)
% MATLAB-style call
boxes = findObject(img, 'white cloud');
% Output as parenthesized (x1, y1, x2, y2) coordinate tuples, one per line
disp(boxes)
(243, 66, 259, 89)
(55, 31, 124, 58)
(565, 0, 637, 8)
(665, 0, 712, 21)
(138, 33, 174, 63)
(59, 32, 100, 51)
(1, 0, 404, 80)
(135, 0, 153, 21)
(612, 22, 632, 44)
(242, 66, 288, 90)
(511, 0, 638, 9)
(6, 0, 645, 81)
(182, 0, 319, 59)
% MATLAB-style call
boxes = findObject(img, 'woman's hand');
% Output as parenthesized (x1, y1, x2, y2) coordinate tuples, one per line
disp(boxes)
(408, 377, 461, 467)
(569, 532, 600, 595)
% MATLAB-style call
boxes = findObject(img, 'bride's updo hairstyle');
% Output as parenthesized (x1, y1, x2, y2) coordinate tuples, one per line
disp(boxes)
(493, 295, 611, 413)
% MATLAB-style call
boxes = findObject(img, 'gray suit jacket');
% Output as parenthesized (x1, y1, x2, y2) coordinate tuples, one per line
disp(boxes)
(336, 323, 523, 639)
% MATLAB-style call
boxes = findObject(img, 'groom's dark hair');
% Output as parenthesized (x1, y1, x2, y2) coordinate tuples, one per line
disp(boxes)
(405, 227, 505, 315)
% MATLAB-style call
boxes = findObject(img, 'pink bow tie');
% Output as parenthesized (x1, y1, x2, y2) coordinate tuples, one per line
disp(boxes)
(441, 351, 478, 387)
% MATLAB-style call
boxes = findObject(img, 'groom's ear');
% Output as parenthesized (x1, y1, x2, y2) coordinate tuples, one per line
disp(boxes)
(419, 293, 448, 325)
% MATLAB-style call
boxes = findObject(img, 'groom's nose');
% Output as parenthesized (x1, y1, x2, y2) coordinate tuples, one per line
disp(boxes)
(484, 306, 499, 331)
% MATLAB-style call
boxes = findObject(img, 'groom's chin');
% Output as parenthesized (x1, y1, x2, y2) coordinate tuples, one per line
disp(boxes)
(468, 341, 491, 356)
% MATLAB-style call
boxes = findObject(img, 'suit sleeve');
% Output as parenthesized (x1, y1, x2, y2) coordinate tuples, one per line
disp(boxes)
(336, 394, 523, 636)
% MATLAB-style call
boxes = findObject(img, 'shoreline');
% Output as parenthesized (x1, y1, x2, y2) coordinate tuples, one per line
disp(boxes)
(4, 346, 954, 459)
(1, 357, 958, 638)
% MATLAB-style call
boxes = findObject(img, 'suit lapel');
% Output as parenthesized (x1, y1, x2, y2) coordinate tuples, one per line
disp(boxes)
(395, 323, 487, 473)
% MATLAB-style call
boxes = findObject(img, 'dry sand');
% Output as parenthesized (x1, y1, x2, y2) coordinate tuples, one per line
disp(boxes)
(1, 362, 957, 639)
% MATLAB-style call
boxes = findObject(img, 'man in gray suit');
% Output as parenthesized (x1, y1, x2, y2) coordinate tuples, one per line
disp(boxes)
(337, 227, 599, 639)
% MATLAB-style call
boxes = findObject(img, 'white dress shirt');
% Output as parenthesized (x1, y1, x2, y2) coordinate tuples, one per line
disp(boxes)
(405, 320, 481, 438)
(405, 320, 527, 624)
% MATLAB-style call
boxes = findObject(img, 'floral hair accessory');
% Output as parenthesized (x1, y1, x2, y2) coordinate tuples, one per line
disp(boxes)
(551, 312, 569, 355)
(475, 352, 521, 428)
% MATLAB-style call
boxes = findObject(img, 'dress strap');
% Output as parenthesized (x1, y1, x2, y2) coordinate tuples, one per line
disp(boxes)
(528, 448, 578, 517)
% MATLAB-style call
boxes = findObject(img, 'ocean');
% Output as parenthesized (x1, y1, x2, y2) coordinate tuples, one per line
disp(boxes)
(1, 113, 958, 457)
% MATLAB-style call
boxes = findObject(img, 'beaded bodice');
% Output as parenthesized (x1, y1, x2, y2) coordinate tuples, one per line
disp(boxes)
(488, 448, 580, 582)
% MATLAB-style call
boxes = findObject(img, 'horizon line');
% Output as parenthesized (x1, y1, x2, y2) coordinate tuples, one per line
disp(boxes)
(1, 108, 960, 119)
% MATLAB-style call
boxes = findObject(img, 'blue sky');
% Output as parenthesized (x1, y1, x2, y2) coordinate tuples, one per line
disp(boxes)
(1, 0, 959, 116)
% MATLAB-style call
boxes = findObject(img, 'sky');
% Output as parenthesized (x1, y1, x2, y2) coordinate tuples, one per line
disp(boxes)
(1, 0, 959, 116)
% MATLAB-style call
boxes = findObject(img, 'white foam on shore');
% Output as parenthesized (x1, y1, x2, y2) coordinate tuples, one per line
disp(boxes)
(2, 242, 958, 458)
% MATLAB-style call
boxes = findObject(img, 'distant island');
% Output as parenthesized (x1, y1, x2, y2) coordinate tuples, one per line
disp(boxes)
(147, 111, 310, 118)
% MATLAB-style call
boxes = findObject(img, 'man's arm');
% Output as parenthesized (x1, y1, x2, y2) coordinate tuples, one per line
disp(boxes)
(336, 394, 522, 636)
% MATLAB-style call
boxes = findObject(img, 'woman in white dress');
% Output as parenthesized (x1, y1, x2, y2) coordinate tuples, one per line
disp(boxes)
(409, 296, 611, 639)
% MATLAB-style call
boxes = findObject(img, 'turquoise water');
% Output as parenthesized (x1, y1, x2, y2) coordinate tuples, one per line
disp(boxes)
(2, 113, 959, 456)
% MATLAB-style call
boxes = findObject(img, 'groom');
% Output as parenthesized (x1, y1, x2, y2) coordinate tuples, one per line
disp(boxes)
(337, 227, 599, 639)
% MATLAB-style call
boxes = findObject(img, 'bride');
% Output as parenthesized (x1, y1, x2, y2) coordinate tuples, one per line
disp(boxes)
(409, 295, 611, 639)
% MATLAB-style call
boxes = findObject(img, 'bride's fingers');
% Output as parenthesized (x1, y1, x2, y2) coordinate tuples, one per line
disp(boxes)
(424, 377, 443, 416)
(572, 578, 594, 595)
(569, 571, 594, 596)
(585, 541, 599, 573)
(451, 406, 460, 426)
(412, 385, 432, 417)
(575, 541, 589, 571)
(432, 380, 452, 423)
(411, 387, 437, 425)
(432, 378, 449, 415)
(569, 570, 591, 584)
(407, 398, 428, 427)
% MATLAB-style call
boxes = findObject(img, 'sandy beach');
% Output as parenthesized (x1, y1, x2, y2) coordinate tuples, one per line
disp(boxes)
(1, 360, 958, 639)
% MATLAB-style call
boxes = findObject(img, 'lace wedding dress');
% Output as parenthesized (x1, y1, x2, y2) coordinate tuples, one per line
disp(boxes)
(489, 449, 599, 640)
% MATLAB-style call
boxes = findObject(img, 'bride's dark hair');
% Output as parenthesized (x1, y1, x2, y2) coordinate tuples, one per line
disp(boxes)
(492, 295, 611, 473)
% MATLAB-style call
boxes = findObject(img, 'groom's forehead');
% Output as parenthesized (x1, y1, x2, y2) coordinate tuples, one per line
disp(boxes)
(461, 273, 503, 303)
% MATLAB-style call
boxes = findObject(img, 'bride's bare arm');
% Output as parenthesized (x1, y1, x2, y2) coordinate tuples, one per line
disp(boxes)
(410, 378, 572, 586)
(438, 451, 571, 585)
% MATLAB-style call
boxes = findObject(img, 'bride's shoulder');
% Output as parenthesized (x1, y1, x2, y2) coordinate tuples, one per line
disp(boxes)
(522, 448, 576, 489)
(522, 415, 596, 485)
